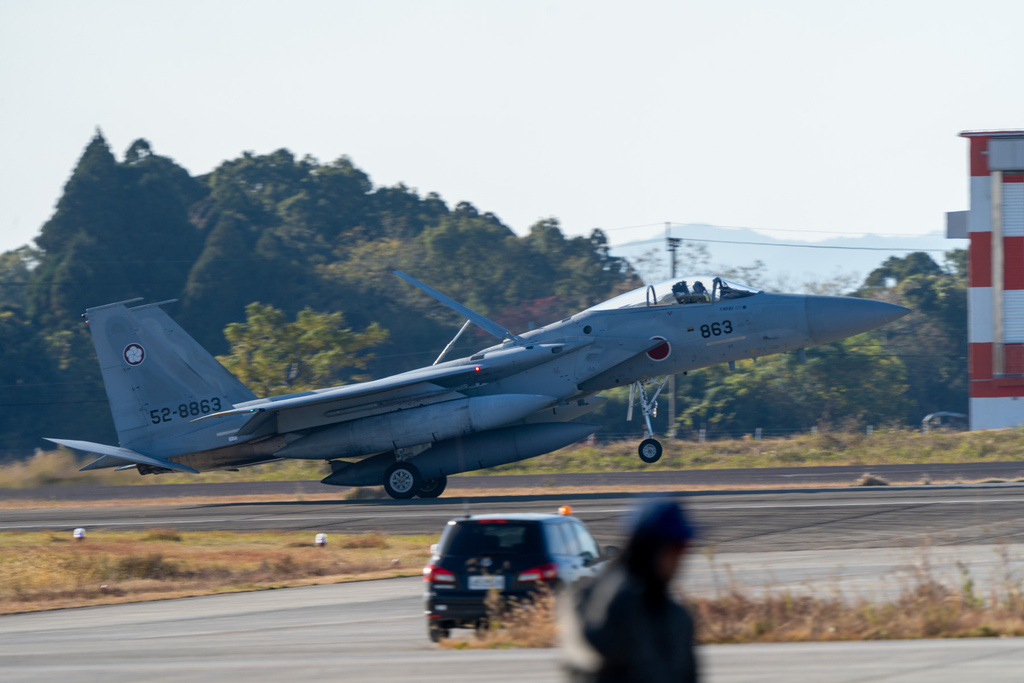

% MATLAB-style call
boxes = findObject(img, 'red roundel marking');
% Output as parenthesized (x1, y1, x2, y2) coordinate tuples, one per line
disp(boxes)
(123, 343, 145, 366)
(647, 336, 670, 361)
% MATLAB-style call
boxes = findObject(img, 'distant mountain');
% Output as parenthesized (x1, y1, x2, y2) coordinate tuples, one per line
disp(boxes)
(608, 223, 963, 293)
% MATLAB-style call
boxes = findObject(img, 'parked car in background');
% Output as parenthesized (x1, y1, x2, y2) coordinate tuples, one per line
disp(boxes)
(423, 510, 610, 642)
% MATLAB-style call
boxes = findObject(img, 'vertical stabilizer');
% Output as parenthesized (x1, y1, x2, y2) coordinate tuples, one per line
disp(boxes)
(84, 300, 255, 457)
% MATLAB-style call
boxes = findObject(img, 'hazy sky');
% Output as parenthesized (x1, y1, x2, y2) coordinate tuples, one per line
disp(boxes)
(2, 0, 1022, 255)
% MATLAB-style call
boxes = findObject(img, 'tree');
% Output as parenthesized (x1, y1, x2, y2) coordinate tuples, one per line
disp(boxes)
(677, 336, 911, 436)
(0, 308, 112, 460)
(863, 252, 943, 288)
(3, 135, 642, 458)
(0, 246, 36, 311)
(217, 303, 388, 396)
(858, 250, 967, 418)
(29, 133, 205, 324)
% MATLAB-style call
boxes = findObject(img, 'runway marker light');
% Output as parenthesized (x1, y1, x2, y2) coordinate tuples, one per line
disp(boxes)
(73, 528, 86, 541)
(315, 533, 327, 547)
(558, 505, 573, 516)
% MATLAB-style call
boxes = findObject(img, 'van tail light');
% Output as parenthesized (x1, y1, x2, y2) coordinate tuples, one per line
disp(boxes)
(517, 562, 558, 583)
(423, 564, 456, 584)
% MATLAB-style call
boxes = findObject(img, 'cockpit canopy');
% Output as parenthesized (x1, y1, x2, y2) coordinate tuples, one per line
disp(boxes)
(588, 276, 760, 311)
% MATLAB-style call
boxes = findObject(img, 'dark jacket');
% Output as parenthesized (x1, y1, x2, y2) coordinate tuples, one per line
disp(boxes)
(561, 563, 697, 683)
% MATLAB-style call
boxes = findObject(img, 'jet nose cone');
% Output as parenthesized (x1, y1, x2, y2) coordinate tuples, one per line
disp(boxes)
(805, 296, 909, 345)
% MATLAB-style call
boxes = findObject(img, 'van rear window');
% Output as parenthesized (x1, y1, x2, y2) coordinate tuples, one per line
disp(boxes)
(442, 521, 545, 556)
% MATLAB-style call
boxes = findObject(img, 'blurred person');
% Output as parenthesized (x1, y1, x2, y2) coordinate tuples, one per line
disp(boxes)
(561, 499, 697, 683)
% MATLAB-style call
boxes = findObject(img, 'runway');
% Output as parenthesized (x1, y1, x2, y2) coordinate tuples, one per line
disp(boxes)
(6, 475, 1024, 679)
(4, 459, 1024, 502)
(5, 484, 1024, 552)
(3, 575, 1024, 682)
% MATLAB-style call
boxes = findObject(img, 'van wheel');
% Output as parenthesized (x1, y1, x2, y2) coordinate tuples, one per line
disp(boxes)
(383, 461, 421, 499)
(428, 622, 449, 643)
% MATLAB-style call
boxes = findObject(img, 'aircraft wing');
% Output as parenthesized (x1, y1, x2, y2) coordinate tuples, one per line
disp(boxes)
(197, 340, 593, 437)
(200, 364, 479, 420)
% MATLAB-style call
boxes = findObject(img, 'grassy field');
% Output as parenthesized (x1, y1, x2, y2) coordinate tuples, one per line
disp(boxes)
(0, 529, 434, 614)
(4, 427, 1024, 490)
(488, 427, 1024, 475)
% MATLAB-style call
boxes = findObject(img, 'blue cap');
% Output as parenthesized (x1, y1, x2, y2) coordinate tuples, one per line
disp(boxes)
(626, 499, 694, 543)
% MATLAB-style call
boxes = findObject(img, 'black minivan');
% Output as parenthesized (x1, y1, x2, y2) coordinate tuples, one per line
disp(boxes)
(423, 511, 606, 642)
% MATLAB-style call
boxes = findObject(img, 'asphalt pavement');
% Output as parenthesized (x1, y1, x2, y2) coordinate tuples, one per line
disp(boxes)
(4, 460, 1024, 501)
(3, 576, 1024, 682)
(6, 484, 1024, 552)
(6, 472, 1024, 680)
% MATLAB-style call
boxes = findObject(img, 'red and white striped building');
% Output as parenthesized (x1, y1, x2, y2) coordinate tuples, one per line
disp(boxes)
(949, 130, 1024, 429)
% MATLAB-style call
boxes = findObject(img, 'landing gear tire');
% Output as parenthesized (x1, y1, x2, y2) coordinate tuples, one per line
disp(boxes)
(384, 461, 422, 499)
(638, 438, 663, 464)
(417, 474, 448, 499)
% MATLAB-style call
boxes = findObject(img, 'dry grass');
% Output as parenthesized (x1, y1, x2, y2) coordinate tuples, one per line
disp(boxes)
(690, 552, 1024, 643)
(344, 486, 389, 500)
(0, 450, 332, 489)
(440, 586, 559, 649)
(0, 450, 129, 489)
(0, 529, 433, 614)
(141, 528, 183, 542)
(488, 426, 1024, 475)
(690, 580, 1024, 643)
(441, 551, 1024, 648)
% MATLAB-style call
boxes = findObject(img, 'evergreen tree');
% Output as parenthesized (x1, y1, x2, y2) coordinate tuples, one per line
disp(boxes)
(858, 251, 968, 417)
(29, 133, 205, 324)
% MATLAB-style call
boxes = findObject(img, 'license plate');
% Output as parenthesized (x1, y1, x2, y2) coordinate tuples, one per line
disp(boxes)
(468, 575, 505, 590)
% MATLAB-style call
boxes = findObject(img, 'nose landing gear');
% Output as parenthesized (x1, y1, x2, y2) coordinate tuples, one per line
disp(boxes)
(628, 377, 668, 464)
(638, 438, 663, 463)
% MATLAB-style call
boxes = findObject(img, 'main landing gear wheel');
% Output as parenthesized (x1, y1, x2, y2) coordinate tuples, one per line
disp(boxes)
(417, 474, 448, 499)
(638, 438, 663, 464)
(384, 461, 422, 499)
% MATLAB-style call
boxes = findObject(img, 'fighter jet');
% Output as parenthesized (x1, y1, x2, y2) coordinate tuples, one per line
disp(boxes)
(46, 273, 908, 499)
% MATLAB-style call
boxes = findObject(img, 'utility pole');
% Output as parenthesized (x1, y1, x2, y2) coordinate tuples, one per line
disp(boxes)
(666, 223, 681, 438)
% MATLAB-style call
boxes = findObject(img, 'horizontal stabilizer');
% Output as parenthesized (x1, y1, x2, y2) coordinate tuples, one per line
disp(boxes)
(45, 438, 200, 474)
(82, 454, 132, 471)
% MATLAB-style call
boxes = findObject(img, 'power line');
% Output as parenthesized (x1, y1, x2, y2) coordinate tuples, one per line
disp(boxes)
(600, 222, 666, 232)
(686, 237, 950, 253)
(603, 220, 948, 239)
(622, 235, 951, 253)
